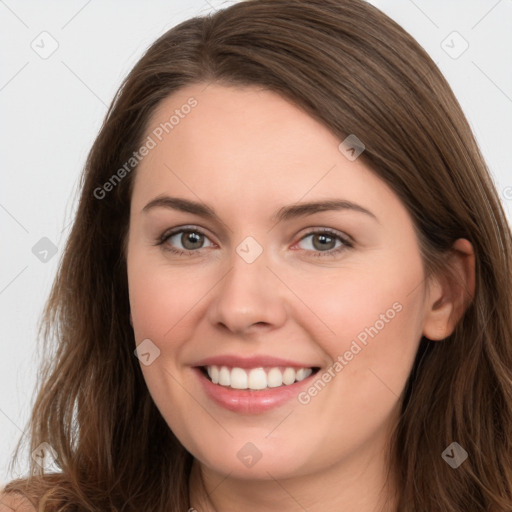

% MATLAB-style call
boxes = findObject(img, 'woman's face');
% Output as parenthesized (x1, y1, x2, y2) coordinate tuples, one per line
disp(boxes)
(126, 83, 433, 481)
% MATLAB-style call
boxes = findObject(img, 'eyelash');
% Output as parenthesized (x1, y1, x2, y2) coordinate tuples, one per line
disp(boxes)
(155, 225, 354, 258)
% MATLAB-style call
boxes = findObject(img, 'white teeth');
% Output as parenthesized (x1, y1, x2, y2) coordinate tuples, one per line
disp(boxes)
(267, 367, 283, 388)
(295, 368, 312, 381)
(248, 368, 267, 390)
(282, 367, 296, 385)
(218, 366, 230, 386)
(204, 365, 314, 390)
(207, 365, 220, 384)
(230, 367, 248, 389)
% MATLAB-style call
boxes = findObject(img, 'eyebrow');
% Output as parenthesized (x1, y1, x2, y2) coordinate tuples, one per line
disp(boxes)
(142, 195, 378, 223)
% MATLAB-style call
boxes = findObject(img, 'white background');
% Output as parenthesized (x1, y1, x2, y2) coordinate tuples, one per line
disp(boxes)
(1, 0, 511, 486)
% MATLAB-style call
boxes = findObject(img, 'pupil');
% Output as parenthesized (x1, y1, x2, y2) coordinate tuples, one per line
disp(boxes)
(182, 232, 203, 250)
(313, 234, 335, 251)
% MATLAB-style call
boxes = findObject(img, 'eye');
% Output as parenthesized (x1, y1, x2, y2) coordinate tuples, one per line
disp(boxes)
(296, 229, 352, 257)
(156, 226, 352, 258)
(157, 227, 214, 254)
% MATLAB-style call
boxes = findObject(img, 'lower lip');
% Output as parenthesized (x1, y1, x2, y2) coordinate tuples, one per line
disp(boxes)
(194, 368, 317, 414)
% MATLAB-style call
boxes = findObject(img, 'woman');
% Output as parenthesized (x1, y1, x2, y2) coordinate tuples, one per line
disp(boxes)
(2, 0, 512, 510)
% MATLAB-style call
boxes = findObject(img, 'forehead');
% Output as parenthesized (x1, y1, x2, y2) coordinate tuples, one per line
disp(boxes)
(130, 83, 399, 222)
(145, 82, 338, 169)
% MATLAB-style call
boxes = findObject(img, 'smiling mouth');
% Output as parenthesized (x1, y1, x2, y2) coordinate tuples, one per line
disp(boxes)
(199, 365, 320, 391)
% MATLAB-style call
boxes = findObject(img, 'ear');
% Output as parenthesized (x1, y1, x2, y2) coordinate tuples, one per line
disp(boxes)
(422, 238, 475, 341)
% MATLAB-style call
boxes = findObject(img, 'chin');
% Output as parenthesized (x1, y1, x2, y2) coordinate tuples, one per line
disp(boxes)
(189, 436, 318, 481)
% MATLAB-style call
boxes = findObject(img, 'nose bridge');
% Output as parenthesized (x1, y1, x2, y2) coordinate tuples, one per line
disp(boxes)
(208, 235, 287, 333)
(231, 238, 268, 288)
(224, 236, 273, 300)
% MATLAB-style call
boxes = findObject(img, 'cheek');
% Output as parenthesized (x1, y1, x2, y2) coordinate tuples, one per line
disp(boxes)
(294, 254, 425, 387)
(127, 252, 207, 341)
(127, 253, 200, 430)
(290, 267, 424, 464)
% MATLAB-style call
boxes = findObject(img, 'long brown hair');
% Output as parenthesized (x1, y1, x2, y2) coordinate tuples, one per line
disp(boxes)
(4, 0, 512, 510)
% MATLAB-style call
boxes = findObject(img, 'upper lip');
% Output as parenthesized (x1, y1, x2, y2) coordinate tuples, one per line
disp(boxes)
(193, 355, 318, 369)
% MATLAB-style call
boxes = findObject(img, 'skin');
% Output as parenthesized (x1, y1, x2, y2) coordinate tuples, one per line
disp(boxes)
(126, 83, 474, 512)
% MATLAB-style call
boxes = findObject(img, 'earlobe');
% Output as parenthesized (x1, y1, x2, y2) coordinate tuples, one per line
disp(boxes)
(422, 238, 475, 341)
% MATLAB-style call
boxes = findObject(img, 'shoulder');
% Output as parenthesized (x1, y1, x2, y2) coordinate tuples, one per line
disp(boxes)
(0, 492, 37, 512)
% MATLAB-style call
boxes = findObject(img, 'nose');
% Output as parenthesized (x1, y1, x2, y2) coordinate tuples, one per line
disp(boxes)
(207, 247, 288, 336)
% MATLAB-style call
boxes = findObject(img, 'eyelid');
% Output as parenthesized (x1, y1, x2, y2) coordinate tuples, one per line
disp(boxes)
(156, 225, 218, 258)
(157, 224, 214, 245)
(292, 227, 353, 257)
(296, 226, 354, 244)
